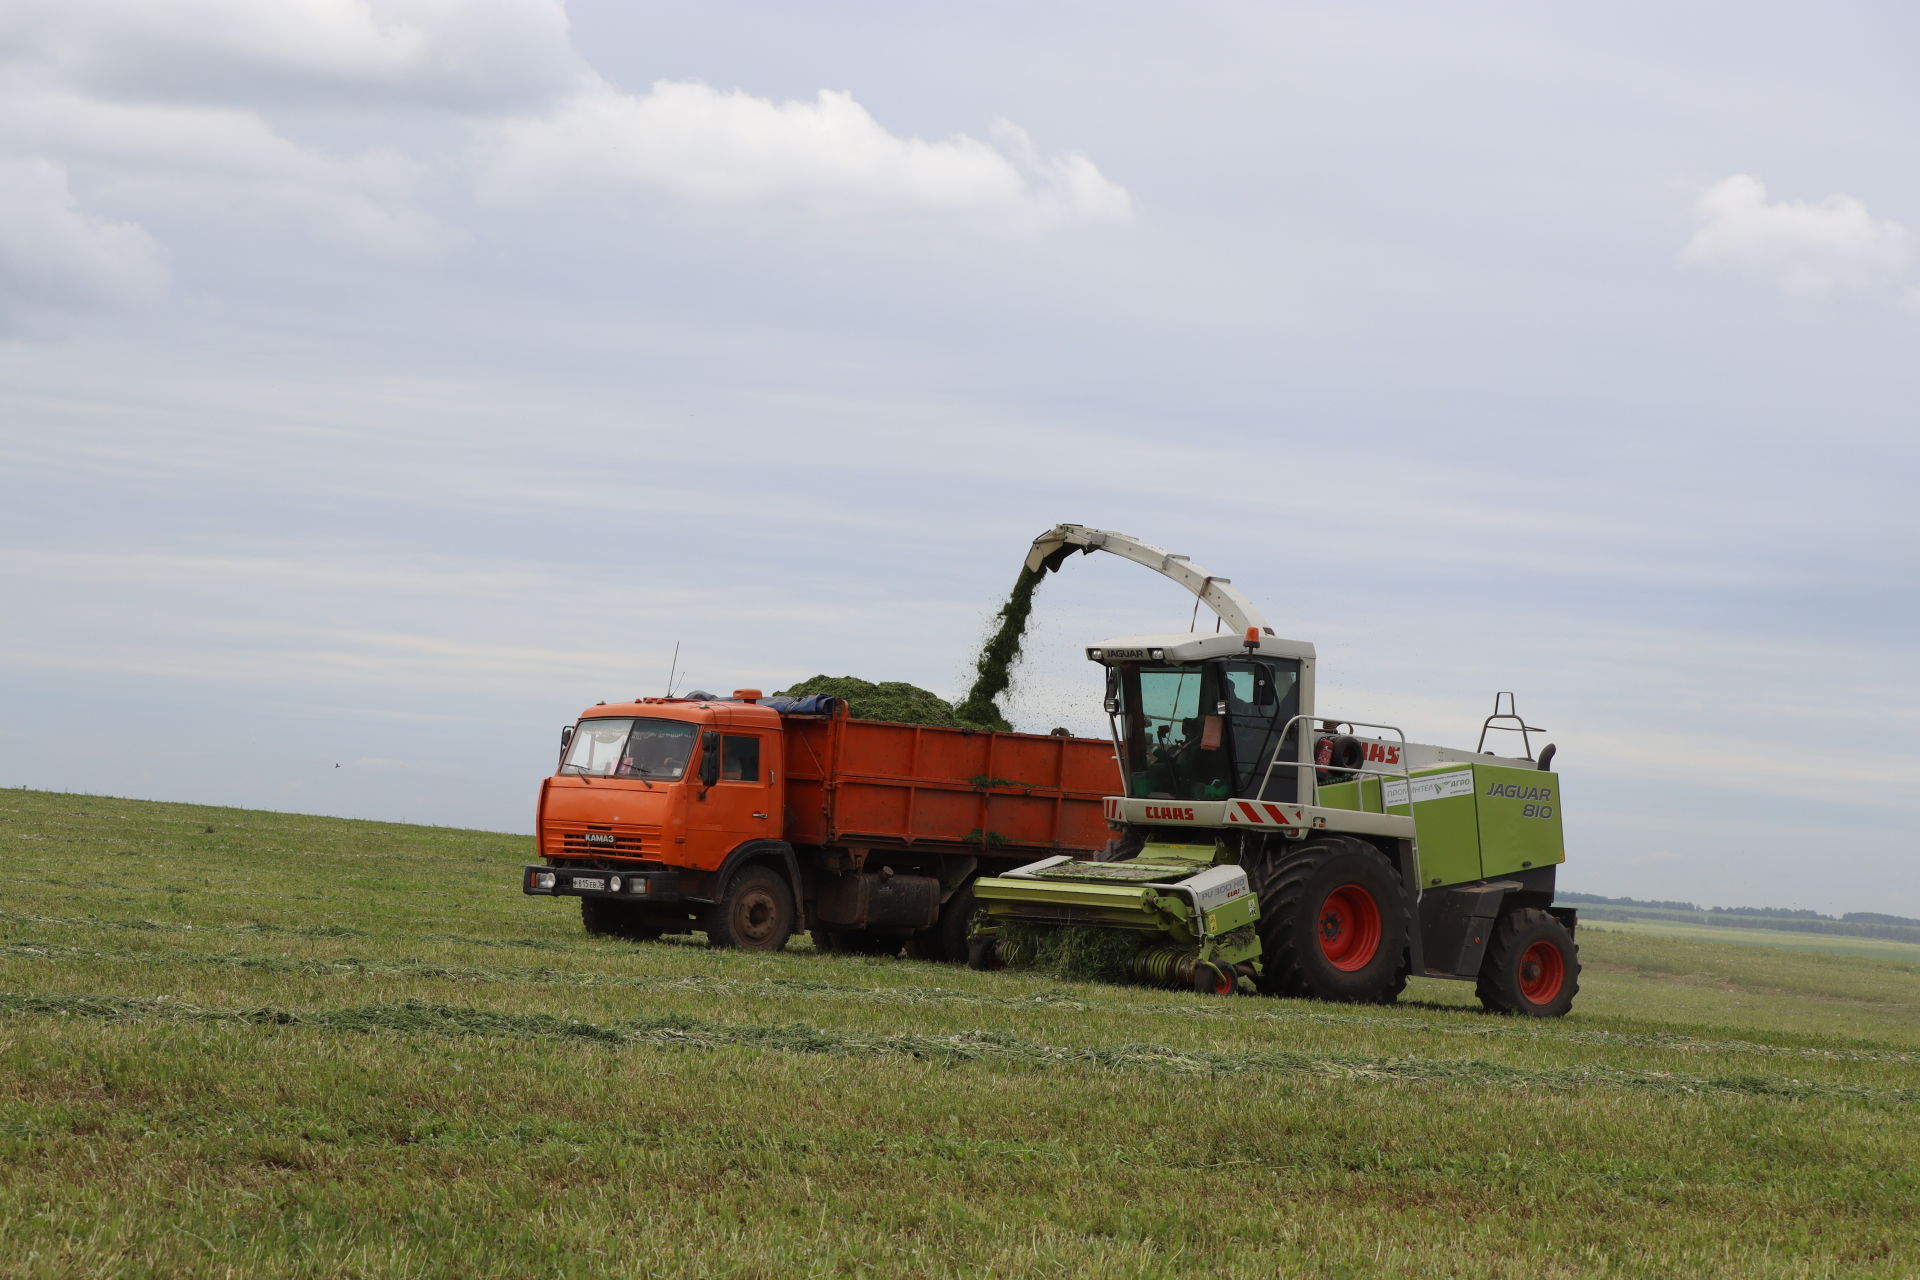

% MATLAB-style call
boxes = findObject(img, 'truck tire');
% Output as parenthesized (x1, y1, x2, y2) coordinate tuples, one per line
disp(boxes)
(1476, 907, 1579, 1017)
(812, 928, 903, 956)
(1249, 835, 1408, 1004)
(966, 935, 1003, 970)
(703, 867, 794, 952)
(580, 897, 663, 942)
(907, 882, 977, 964)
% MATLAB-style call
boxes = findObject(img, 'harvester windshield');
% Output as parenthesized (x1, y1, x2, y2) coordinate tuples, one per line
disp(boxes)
(1110, 659, 1301, 802)
(559, 718, 699, 779)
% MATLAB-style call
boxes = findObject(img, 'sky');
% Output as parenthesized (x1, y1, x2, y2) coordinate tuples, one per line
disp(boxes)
(1, 1, 1916, 915)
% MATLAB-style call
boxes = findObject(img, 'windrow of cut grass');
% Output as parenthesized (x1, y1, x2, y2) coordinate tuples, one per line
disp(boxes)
(2, 788, 1917, 1279)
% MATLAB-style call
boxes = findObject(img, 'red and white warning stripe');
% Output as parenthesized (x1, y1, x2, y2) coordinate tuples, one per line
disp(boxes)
(1225, 800, 1300, 827)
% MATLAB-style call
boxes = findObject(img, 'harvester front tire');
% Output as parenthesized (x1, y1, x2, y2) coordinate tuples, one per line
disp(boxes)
(1250, 836, 1408, 1004)
(1476, 907, 1579, 1017)
(580, 897, 663, 942)
(703, 867, 794, 952)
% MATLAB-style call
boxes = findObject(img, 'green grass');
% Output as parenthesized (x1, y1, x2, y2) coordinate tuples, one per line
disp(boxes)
(2, 789, 1916, 1279)
(1582, 916, 1920, 960)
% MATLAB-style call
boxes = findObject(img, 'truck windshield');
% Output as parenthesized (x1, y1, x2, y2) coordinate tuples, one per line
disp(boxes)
(1112, 658, 1302, 802)
(560, 718, 699, 779)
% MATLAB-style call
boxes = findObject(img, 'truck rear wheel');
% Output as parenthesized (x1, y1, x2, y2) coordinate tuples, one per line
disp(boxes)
(703, 867, 794, 952)
(580, 897, 663, 942)
(907, 882, 977, 964)
(812, 928, 903, 956)
(1249, 836, 1408, 1004)
(1476, 907, 1579, 1017)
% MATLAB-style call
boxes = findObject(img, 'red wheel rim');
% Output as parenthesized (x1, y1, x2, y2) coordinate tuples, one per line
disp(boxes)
(1518, 939, 1565, 1004)
(1317, 884, 1382, 971)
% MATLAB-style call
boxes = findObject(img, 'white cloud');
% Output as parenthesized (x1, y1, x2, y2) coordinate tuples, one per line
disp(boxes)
(0, 0, 579, 111)
(3, 90, 451, 260)
(1682, 173, 1908, 294)
(0, 155, 165, 328)
(476, 77, 1132, 230)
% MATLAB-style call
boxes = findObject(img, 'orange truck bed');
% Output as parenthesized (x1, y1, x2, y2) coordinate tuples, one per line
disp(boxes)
(781, 715, 1119, 855)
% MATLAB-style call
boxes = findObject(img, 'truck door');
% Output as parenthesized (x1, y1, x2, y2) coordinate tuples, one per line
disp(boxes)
(686, 729, 778, 866)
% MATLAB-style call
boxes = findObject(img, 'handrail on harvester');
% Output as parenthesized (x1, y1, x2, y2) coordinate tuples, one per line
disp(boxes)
(1025, 524, 1275, 639)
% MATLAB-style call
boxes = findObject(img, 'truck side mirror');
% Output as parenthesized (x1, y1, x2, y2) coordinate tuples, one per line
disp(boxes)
(560, 725, 574, 750)
(699, 738, 721, 788)
(1255, 678, 1275, 708)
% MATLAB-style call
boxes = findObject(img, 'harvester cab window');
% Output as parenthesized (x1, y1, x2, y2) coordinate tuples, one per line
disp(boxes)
(1220, 659, 1302, 801)
(1122, 665, 1232, 801)
(720, 735, 761, 782)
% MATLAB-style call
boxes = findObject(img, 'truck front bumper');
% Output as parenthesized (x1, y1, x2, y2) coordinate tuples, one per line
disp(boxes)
(521, 864, 683, 901)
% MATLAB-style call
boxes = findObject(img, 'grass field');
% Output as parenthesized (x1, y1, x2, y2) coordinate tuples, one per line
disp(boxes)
(3, 788, 1917, 1278)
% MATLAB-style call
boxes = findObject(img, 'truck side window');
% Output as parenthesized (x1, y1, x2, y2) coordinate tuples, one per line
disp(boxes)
(721, 735, 761, 782)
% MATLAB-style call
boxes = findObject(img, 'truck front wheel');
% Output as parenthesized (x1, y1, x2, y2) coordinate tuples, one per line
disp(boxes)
(704, 867, 795, 952)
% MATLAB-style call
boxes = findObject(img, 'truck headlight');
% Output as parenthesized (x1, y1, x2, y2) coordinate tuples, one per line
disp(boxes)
(532, 871, 556, 890)
(628, 879, 650, 895)
(608, 876, 623, 892)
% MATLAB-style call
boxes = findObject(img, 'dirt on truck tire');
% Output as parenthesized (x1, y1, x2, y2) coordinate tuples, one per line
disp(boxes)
(704, 867, 795, 951)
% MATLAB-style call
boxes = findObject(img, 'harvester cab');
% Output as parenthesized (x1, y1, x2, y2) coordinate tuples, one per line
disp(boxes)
(971, 524, 1582, 1016)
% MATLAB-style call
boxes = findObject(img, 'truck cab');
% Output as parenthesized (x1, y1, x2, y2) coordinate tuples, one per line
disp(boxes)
(525, 693, 798, 948)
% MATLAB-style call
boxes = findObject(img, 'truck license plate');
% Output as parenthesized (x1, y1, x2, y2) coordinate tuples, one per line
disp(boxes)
(571, 877, 606, 891)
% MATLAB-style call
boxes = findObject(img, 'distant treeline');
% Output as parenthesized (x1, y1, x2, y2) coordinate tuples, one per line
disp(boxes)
(1557, 893, 1920, 944)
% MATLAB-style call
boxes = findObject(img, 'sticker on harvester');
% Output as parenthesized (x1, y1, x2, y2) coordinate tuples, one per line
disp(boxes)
(1381, 769, 1474, 808)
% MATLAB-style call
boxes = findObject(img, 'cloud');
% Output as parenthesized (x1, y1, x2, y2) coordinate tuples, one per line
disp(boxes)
(475, 78, 1132, 230)
(0, 0, 579, 112)
(0, 155, 165, 329)
(4, 90, 451, 260)
(1682, 173, 1909, 294)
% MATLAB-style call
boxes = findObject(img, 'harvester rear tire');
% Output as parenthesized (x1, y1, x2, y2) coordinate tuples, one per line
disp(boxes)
(1476, 907, 1579, 1017)
(703, 867, 794, 952)
(1249, 836, 1408, 1004)
(580, 897, 663, 942)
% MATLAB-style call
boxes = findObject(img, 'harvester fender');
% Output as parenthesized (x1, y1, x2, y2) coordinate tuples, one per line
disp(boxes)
(712, 839, 808, 931)
(1416, 870, 1566, 979)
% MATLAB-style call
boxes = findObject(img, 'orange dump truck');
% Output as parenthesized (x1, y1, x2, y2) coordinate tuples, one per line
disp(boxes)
(522, 690, 1120, 957)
